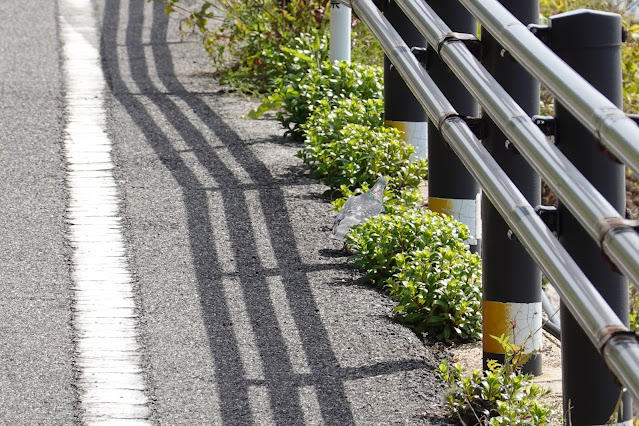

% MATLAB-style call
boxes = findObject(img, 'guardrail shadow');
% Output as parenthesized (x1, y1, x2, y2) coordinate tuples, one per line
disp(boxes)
(100, 1, 433, 424)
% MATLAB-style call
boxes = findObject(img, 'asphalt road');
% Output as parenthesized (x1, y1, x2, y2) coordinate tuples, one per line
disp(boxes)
(0, 1, 76, 423)
(0, 0, 452, 423)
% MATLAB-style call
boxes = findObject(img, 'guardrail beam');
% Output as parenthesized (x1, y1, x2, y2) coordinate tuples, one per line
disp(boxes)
(424, 0, 480, 253)
(480, 0, 542, 375)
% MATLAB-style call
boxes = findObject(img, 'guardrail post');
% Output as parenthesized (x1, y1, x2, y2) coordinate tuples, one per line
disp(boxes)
(329, 0, 351, 62)
(549, 10, 631, 424)
(383, 0, 428, 160)
(424, 0, 480, 253)
(480, 0, 542, 375)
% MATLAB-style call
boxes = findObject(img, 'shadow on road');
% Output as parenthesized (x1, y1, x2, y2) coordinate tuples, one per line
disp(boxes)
(100, 1, 431, 424)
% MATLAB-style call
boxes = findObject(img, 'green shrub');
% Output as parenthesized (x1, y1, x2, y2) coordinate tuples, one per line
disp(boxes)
(438, 336, 556, 425)
(388, 246, 482, 341)
(297, 123, 427, 191)
(345, 207, 482, 342)
(301, 97, 385, 145)
(250, 61, 383, 135)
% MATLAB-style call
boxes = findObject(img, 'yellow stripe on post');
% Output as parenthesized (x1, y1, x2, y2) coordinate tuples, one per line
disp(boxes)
(385, 120, 428, 159)
(482, 300, 543, 355)
(429, 196, 479, 245)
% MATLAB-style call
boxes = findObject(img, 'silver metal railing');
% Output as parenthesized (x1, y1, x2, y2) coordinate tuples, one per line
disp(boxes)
(394, 0, 639, 298)
(335, 0, 639, 404)
(461, 0, 639, 180)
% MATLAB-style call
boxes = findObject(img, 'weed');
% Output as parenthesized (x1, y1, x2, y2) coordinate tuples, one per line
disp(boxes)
(438, 336, 556, 425)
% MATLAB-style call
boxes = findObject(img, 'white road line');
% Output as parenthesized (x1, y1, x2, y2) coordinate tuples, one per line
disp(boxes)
(59, 0, 151, 423)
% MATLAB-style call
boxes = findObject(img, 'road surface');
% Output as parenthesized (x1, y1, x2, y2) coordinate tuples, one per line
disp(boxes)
(0, 0, 451, 423)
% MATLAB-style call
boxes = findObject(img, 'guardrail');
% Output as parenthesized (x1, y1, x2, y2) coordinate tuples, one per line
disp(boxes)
(332, 0, 639, 422)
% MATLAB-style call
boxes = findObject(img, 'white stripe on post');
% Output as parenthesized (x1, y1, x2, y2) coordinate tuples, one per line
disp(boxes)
(329, 0, 352, 62)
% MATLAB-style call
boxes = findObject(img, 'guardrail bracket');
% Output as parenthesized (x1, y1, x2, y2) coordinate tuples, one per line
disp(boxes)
(461, 115, 485, 139)
(436, 32, 482, 59)
(411, 46, 429, 68)
(535, 205, 559, 234)
(532, 115, 556, 137)
(528, 24, 551, 46)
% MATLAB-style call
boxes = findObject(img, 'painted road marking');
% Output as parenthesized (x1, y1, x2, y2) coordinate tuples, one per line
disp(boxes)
(59, 0, 151, 422)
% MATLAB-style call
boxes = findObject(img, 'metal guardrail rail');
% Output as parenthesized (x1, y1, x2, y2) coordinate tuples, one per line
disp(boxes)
(461, 0, 639, 180)
(395, 0, 639, 295)
(334, 0, 639, 417)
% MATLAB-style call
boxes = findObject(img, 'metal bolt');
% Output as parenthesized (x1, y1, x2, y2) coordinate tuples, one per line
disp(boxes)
(507, 229, 517, 241)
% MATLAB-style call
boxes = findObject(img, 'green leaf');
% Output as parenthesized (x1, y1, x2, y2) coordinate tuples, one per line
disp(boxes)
(247, 97, 281, 119)
(281, 46, 314, 64)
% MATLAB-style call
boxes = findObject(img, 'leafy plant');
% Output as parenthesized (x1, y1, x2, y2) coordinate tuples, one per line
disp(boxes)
(438, 336, 556, 425)
(345, 207, 481, 342)
(298, 122, 426, 192)
(388, 245, 482, 341)
(250, 61, 383, 135)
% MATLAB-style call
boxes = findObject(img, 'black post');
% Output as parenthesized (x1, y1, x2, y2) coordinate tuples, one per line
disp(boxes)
(480, 0, 542, 375)
(384, 0, 428, 160)
(425, 0, 480, 253)
(550, 10, 631, 424)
